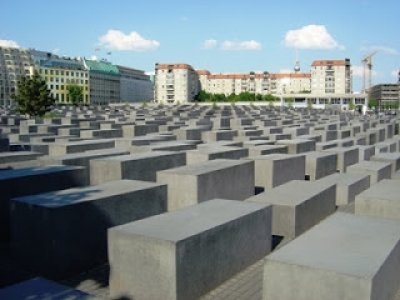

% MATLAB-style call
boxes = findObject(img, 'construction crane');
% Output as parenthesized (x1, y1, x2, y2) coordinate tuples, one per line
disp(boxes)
(362, 50, 378, 94)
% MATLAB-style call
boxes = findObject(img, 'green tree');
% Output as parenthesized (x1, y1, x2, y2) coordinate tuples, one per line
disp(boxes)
(67, 84, 84, 106)
(12, 72, 55, 118)
(348, 99, 355, 111)
(194, 90, 209, 102)
(284, 97, 294, 107)
(368, 99, 377, 109)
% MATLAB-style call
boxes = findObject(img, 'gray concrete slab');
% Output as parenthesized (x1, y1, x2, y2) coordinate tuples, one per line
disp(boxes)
(263, 212, 400, 300)
(246, 180, 336, 244)
(157, 159, 254, 211)
(11, 180, 167, 278)
(109, 199, 271, 300)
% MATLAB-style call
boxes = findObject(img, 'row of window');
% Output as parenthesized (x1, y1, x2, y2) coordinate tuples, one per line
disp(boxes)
(40, 69, 88, 77)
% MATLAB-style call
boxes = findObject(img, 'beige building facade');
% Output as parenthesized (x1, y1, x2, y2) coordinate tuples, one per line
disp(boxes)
(311, 59, 352, 94)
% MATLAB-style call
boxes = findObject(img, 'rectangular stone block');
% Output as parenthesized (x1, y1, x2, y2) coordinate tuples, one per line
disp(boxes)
(48, 139, 116, 156)
(355, 179, 400, 220)
(246, 154, 305, 189)
(318, 173, 371, 205)
(346, 160, 392, 184)
(11, 180, 167, 278)
(247, 145, 288, 156)
(157, 159, 254, 211)
(90, 151, 186, 184)
(276, 139, 315, 154)
(263, 212, 400, 300)
(39, 148, 130, 184)
(201, 130, 237, 142)
(186, 146, 248, 165)
(246, 180, 335, 244)
(0, 277, 100, 299)
(323, 146, 359, 172)
(130, 141, 197, 153)
(0, 165, 86, 241)
(0, 151, 42, 165)
(371, 153, 400, 176)
(305, 151, 337, 180)
(109, 199, 271, 300)
(357, 145, 375, 161)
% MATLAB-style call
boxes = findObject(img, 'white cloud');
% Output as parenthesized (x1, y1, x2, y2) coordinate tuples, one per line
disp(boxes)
(145, 71, 155, 76)
(284, 25, 343, 50)
(279, 69, 293, 74)
(360, 45, 399, 55)
(220, 40, 262, 50)
(203, 39, 218, 49)
(99, 30, 160, 51)
(52, 48, 60, 54)
(351, 65, 377, 77)
(391, 70, 399, 78)
(90, 55, 98, 61)
(0, 39, 20, 48)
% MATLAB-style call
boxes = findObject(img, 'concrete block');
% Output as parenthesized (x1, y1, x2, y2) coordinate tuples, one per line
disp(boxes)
(0, 277, 100, 299)
(371, 153, 400, 176)
(323, 146, 359, 172)
(201, 130, 237, 142)
(90, 151, 186, 184)
(355, 179, 400, 220)
(157, 159, 254, 211)
(246, 154, 305, 189)
(357, 145, 375, 161)
(304, 151, 337, 180)
(0, 165, 86, 241)
(11, 180, 167, 278)
(0, 151, 42, 164)
(109, 199, 271, 300)
(247, 145, 288, 156)
(276, 139, 316, 154)
(247, 180, 335, 244)
(130, 141, 197, 153)
(317, 173, 370, 205)
(186, 146, 248, 165)
(48, 139, 116, 156)
(263, 212, 400, 300)
(346, 160, 392, 184)
(39, 148, 130, 184)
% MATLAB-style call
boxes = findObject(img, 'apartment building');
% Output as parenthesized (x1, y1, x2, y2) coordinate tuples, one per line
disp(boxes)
(83, 59, 120, 105)
(269, 73, 311, 94)
(31, 50, 89, 104)
(370, 84, 399, 107)
(0, 46, 33, 106)
(311, 59, 352, 94)
(117, 65, 153, 102)
(155, 63, 200, 104)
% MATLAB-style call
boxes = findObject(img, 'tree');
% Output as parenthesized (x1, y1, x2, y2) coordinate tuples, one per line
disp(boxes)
(368, 99, 377, 109)
(348, 99, 355, 111)
(194, 90, 209, 102)
(67, 84, 84, 106)
(12, 72, 55, 118)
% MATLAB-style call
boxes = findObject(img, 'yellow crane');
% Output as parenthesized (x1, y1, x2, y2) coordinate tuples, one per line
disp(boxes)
(362, 50, 378, 94)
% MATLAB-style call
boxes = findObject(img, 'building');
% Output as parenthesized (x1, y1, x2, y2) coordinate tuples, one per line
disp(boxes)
(269, 73, 311, 94)
(311, 59, 352, 94)
(117, 65, 153, 103)
(83, 59, 120, 105)
(31, 50, 90, 104)
(370, 83, 400, 108)
(0, 46, 33, 106)
(155, 63, 200, 104)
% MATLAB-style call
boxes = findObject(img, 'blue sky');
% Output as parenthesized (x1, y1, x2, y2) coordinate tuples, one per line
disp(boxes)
(1, 0, 399, 92)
